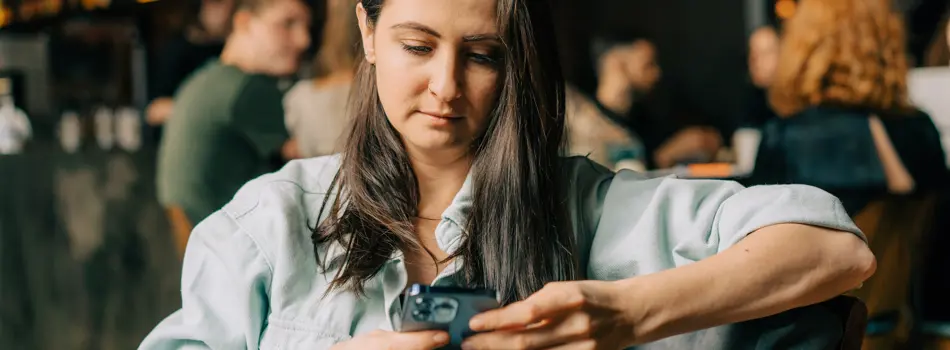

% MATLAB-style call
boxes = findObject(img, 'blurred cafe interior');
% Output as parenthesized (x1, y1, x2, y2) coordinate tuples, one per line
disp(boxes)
(1, 0, 950, 348)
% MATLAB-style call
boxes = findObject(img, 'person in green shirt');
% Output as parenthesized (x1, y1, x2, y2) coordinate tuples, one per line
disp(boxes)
(157, 0, 311, 251)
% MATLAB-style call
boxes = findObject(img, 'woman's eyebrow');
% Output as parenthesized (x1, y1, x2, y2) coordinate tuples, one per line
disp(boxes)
(463, 34, 501, 43)
(391, 21, 500, 43)
(391, 22, 442, 37)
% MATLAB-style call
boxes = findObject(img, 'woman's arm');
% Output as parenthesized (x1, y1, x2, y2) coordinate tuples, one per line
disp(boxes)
(462, 223, 874, 350)
(462, 165, 875, 349)
(139, 212, 271, 349)
(869, 116, 915, 193)
(620, 223, 875, 344)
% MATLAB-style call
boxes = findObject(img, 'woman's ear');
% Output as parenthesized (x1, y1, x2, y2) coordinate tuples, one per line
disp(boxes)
(356, 3, 376, 64)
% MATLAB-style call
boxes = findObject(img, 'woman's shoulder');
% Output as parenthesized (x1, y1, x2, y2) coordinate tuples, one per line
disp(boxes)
(184, 155, 342, 286)
(222, 154, 342, 219)
(285, 80, 316, 100)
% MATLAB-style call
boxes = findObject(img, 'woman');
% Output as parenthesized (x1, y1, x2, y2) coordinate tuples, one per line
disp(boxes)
(749, 0, 947, 215)
(912, 6, 950, 345)
(912, 8, 950, 167)
(284, 0, 361, 158)
(141, 0, 874, 349)
(742, 25, 780, 128)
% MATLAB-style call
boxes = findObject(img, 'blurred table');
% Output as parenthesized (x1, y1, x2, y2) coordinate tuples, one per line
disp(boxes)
(0, 136, 181, 350)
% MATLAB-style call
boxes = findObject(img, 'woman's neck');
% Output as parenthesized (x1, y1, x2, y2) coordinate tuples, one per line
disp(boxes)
(408, 147, 472, 220)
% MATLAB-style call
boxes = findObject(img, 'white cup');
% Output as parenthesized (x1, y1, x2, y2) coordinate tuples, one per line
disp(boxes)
(732, 128, 762, 174)
(60, 111, 82, 153)
(115, 107, 141, 152)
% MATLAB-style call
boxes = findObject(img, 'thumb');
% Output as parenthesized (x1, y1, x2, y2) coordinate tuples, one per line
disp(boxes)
(394, 330, 451, 349)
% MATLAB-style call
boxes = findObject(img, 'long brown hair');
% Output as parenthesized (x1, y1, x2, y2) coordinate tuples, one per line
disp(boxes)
(769, 0, 912, 117)
(312, 0, 574, 304)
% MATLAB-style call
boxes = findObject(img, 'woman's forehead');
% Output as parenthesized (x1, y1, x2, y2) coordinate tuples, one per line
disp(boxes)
(377, 0, 499, 37)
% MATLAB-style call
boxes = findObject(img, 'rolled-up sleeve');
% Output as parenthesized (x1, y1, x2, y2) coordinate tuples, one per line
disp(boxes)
(585, 169, 864, 281)
(139, 211, 272, 350)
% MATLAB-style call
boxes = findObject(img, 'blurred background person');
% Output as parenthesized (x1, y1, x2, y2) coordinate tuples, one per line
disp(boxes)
(911, 8, 950, 167)
(748, 26, 778, 90)
(564, 84, 645, 171)
(594, 39, 722, 169)
(911, 5, 950, 346)
(156, 0, 311, 255)
(743, 25, 780, 128)
(283, 0, 359, 159)
(595, 40, 660, 117)
(747, 4, 949, 345)
(145, 0, 234, 127)
(748, 0, 947, 215)
(923, 8, 950, 67)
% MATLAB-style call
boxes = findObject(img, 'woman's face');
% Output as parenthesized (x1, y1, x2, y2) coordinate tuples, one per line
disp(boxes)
(749, 27, 779, 88)
(243, 0, 312, 75)
(358, 0, 503, 154)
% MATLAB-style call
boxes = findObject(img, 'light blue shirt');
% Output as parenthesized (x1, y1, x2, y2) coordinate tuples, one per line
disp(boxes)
(140, 155, 864, 349)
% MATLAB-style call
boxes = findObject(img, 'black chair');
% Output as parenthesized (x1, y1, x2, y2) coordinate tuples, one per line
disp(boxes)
(822, 295, 868, 350)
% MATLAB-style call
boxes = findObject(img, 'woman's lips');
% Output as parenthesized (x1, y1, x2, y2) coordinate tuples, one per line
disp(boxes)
(418, 111, 463, 125)
(419, 111, 462, 119)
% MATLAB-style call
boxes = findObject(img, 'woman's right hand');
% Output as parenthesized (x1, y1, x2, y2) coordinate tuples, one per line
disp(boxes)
(330, 329, 450, 350)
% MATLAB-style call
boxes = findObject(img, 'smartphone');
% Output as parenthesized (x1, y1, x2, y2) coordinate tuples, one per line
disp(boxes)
(396, 284, 500, 348)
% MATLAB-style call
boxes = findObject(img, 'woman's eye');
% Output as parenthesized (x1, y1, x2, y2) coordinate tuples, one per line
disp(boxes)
(468, 52, 499, 67)
(401, 44, 432, 55)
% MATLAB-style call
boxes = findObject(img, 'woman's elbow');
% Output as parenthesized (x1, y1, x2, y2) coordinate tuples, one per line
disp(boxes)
(831, 232, 877, 285)
(855, 242, 877, 281)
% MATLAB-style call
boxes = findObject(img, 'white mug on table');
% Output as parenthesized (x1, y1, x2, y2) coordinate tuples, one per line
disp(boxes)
(732, 127, 762, 174)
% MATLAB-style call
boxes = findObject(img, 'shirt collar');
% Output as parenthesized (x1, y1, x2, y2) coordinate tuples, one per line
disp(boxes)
(321, 171, 475, 263)
(435, 171, 474, 255)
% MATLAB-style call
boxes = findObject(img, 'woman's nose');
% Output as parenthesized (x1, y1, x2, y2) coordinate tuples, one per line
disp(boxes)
(428, 52, 462, 102)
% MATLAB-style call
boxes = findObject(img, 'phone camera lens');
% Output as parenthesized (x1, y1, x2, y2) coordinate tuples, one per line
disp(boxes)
(415, 297, 432, 310)
(412, 309, 432, 322)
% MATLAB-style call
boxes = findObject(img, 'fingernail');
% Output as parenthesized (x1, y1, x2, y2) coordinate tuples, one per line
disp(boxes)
(434, 332, 449, 344)
(461, 340, 475, 350)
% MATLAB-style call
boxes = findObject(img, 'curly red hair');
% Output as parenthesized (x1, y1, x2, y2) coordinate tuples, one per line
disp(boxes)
(769, 0, 912, 117)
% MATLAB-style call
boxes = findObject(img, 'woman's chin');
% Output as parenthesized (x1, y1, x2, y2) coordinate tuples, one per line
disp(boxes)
(403, 136, 471, 156)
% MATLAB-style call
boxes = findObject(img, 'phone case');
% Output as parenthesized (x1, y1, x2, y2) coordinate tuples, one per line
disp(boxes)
(396, 284, 500, 348)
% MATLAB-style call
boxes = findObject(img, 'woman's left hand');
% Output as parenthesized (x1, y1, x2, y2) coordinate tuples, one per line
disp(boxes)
(461, 281, 638, 350)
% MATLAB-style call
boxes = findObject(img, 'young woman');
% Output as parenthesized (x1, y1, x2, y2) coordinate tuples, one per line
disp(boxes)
(749, 0, 947, 215)
(142, 0, 875, 348)
(283, 0, 361, 158)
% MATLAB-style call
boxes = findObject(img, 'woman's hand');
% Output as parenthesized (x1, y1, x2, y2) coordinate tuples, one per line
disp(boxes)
(331, 329, 450, 350)
(461, 281, 638, 350)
